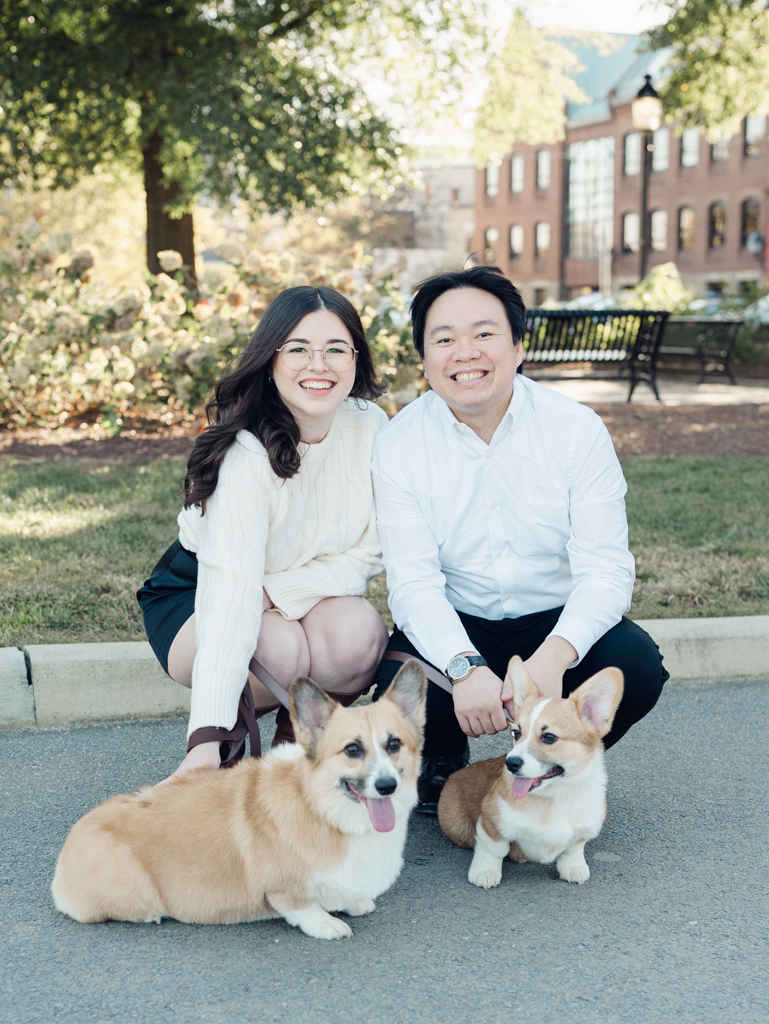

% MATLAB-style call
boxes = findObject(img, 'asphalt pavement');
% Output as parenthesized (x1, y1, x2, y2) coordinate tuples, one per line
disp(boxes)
(1, 678, 767, 1024)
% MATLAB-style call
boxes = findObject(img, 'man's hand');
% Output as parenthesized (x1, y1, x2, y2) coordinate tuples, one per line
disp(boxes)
(453, 665, 513, 738)
(519, 636, 578, 702)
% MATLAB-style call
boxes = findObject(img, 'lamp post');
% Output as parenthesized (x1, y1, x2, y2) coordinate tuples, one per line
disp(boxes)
(631, 75, 663, 281)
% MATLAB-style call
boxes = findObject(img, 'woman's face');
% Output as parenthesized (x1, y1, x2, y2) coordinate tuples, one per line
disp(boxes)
(271, 309, 358, 434)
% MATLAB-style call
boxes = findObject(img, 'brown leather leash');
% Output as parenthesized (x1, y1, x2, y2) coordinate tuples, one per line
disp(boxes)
(381, 650, 453, 695)
(187, 658, 291, 765)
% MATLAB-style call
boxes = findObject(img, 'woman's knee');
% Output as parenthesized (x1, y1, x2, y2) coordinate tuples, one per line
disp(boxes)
(256, 612, 310, 678)
(304, 597, 388, 684)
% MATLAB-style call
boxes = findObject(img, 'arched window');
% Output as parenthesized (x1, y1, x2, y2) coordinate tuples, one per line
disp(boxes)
(624, 133, 641, 175)
(741, 198, 761, 246)
(652, 127, 669, 172)
(678, 207, 695, 249)
(622, 212, 640, 253)
(536, 149, 551, 189)
(509, 224, 524, 259)
(535, 222, 550, 258)
(485, 164, 500, 197)
(484, 226, 499, 263)
(650, 210, 668, 252)
(709, 203, 727, 248)
(510, 155, 524, 193)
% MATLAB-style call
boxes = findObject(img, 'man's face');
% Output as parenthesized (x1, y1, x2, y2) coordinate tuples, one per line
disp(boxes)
(421, 287, 523, 423)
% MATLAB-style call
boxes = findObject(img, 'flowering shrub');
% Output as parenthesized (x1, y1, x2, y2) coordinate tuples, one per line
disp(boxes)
(0, 218, 422, 433)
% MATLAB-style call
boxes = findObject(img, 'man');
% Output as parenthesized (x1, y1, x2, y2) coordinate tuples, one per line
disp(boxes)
(371, 266, 668, 814)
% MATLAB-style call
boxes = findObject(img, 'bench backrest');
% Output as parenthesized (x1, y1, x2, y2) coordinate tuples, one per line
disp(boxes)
(521, 310, 669, 365)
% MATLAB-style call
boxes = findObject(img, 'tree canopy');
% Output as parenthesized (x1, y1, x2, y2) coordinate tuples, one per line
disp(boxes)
(648, 0, 769, 140)
(0, 0, 484, 277)
(473, 10, 588, 167)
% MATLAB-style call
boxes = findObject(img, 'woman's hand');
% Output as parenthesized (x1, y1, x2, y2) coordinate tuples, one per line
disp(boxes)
(151, 740, 222, 791)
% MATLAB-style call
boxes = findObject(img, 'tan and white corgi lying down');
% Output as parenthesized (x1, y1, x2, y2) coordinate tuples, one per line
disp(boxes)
(52, 661, 427, 939)
(438, 656, 623, 888)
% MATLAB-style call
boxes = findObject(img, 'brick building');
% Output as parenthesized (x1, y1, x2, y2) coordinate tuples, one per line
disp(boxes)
(474, 35, 769, 307)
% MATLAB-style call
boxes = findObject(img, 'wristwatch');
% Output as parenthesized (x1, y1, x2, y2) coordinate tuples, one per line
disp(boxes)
(446, 654, 488, 684)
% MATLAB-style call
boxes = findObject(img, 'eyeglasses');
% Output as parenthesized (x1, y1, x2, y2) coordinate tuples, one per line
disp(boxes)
(276, 342, 357, 372)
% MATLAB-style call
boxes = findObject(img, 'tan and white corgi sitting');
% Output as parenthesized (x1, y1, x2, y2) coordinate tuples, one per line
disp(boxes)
(51, 661, 426, 940)
(438, 656, 623, 888)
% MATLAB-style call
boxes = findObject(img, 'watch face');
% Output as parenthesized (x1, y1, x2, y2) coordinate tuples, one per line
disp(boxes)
(447, 656, 470, 680)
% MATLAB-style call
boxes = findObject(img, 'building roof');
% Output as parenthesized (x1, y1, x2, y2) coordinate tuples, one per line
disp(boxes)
(562, 34, 671, 126)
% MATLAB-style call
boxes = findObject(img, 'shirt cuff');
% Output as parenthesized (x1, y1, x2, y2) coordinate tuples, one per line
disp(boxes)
(420, 628, 477, 677)
(545, 616, 597, 667)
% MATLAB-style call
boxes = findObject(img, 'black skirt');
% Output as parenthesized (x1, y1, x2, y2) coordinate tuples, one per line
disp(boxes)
(136, 540, 198, 674)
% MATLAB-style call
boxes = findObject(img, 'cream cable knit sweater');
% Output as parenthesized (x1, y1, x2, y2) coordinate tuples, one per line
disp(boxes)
(177, 399, 388, 736)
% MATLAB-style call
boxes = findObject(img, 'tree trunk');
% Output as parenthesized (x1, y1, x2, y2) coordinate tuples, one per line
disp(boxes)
(142, 132, 197, 290)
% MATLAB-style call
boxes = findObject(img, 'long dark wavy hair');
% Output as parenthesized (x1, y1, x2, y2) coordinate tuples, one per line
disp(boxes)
(183, 286, 385, 511)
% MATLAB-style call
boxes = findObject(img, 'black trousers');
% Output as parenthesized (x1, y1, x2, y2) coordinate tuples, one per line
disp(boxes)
(373, 607, 669, 757)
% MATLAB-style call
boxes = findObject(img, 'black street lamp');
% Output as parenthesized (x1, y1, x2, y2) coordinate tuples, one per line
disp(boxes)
(631, 75, 663, 281)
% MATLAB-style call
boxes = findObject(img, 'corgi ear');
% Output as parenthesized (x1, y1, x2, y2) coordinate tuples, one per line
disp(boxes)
(570, 668, 624, 737)
(505, 656, 540, 720)
(289, 676, 337, 756)
(382, 661, 427, 731)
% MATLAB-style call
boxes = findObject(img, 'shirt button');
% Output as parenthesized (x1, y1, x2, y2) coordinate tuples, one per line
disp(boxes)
(490, 501, 497, 510)
(486, 452, 492, 461)
(503, 593, 510, 601)
(494, 551, 502, 559)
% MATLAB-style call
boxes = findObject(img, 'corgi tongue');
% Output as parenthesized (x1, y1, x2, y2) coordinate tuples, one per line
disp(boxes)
(511, 777, 536, 799)
(365, 796, 395, 832)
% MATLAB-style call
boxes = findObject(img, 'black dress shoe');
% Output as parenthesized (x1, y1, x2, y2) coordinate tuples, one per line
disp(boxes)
(416, 744, 470, 816)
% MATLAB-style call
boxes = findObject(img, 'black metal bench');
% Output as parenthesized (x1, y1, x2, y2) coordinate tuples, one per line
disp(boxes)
(519, 310, 669, 402)
(657, 316, 741, 384)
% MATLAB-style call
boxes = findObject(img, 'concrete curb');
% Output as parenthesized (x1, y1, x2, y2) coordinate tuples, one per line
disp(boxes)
(0, 615, 767, 729)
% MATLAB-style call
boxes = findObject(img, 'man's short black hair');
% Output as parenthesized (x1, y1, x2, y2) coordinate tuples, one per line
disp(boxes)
(410, 265, 527, 357)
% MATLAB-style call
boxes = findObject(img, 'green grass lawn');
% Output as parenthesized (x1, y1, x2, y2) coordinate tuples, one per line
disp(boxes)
(0, 455, 767, 647)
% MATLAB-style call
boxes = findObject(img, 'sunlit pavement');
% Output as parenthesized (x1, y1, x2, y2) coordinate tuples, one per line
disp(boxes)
(2, 678, 767, 1024)
(530, 373, 769, 406)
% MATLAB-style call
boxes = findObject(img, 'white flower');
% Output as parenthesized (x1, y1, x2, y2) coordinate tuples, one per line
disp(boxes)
(66, 247, 98, 276)
(113, 291, 144, 318)
(54, 313, 88, 343)
(192, 302, 214, 322)
(174, 375, 195, 402)
(147, 340, 168, 363)
(131, 338, 150, 360)
(114, 356, 136, 381)
(217, 242, 241, 263)
(157, 250, 184, 273)
(202, 269, 225, 292)
(9, 362, 32, 386)
(113, 381, 135, 398)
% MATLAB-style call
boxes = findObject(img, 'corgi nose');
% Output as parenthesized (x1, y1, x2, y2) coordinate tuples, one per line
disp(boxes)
(375, 777, 397, 796)
(505, 755, 524, 774)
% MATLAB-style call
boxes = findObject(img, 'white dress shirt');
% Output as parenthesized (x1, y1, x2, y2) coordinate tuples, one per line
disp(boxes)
(371, 374, 635, 675)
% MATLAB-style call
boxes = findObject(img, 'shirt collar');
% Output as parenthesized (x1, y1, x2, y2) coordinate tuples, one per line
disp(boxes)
(430, 376, 524, 444)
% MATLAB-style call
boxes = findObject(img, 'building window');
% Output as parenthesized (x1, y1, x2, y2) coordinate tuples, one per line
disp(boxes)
(566, 135, 615, 258)
(741, 198, 761, 246)
(450, 187, 459, 204)
(622, 212, 640, 253)
(678, 207, 695, 249)
(745, 114, 766, 156)
(652, 127, 669, 171)
(533, 288, 547, 307)
(485, 164, 500, 197)
(535, 221, 550, 258)
(536, 149, 551, 189)
(509, 224, 524, 259)
(650, 209, 668, 252)
(624, 133, 641, 175)
(709, 203, 727, 248)
(510, 154, 524, 193)
(711, 136, 731, 162)
(484, 226, 499, 262)
(681, 128, 700, 167)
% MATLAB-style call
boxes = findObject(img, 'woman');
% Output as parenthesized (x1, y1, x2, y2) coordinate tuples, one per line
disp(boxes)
(137, 286, 390, 781)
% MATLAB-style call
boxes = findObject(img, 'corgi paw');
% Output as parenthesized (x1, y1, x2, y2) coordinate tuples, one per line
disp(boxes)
(468, 864, 502, 889)
(343, 899, 376, 917)
(557, 860, 590, 884)
(299, 913, 353, 940)
(508, 842, 530, 864)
